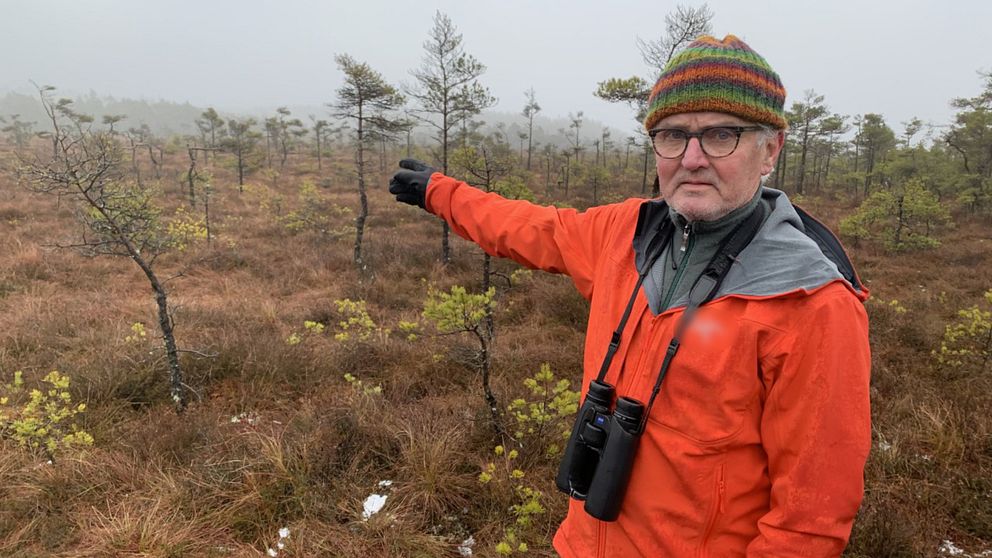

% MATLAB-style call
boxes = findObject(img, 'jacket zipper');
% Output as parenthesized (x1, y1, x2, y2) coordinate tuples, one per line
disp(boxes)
(660, 223, 695, 311)
(597, 520, 607, 557)
(698, 464, 726, 558)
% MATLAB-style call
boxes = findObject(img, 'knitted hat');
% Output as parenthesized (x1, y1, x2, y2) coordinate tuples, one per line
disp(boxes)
(643, 34, 787, 131)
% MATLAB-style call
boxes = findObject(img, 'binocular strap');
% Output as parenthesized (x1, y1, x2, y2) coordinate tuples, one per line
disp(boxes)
(594, 203, 768, 434)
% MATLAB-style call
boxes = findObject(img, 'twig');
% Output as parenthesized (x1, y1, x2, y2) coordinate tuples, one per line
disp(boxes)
(177, 348, 219, 359)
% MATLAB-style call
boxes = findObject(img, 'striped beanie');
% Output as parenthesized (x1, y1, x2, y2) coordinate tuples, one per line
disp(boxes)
(643, 34, 787, 131)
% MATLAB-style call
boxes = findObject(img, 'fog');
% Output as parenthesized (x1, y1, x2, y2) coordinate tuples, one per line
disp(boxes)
(1, 0, 989, 136)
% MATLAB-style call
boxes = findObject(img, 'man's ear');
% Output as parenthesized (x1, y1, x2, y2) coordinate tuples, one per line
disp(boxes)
(761, 130, 785, 175)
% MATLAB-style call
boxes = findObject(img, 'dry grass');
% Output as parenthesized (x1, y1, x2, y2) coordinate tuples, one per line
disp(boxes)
(0, 141, 989, 556)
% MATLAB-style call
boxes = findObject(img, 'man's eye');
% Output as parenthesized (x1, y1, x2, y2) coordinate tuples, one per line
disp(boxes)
(707, 128, 735, 141)
(661, 130, 687, 141)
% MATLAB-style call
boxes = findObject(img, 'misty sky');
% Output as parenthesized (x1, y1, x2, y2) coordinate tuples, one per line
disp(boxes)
(1, 0, 990, 137)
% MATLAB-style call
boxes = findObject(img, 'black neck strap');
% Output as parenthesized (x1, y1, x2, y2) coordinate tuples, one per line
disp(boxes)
(594, 219, 674, 383)
(592, 202, 767, 432)
(641, 202, 766, 430)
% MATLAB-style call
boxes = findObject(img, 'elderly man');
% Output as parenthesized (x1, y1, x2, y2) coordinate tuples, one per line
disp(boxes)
(390, 35, 870, 557)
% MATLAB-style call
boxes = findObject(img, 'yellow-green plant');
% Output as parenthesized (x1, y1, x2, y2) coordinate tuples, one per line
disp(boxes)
(343, 373, 382, 396)
(934, 289, 992, 374)
(509, 268, 533, 286)
(868, 298, 908, 315)
(246, 182, 284, 218)
(286, 320, 326, 346)
(422, 286, 494, 334)
(334, 299, 377, 342)
(282, 180, 352, 237)
(493, 176, 535, 202)
(397, 320, 419, 341)
(423, 286, 502, 433)
(166, 206, 208, 251)
(479, 444, 545, 555)
(283, 179, 328, 234)
(507, 363, 580, 458)
(0, 370, 93, 462)
(125, 322, 148, 343)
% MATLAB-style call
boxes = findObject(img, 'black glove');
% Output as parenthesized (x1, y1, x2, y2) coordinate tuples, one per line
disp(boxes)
(389, 159, 436, 209)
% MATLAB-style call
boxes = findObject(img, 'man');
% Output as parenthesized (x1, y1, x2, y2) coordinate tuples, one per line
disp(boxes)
(390, 35, 870, 557)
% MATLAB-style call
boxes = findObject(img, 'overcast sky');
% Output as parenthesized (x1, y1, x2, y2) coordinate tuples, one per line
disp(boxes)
(1, 0, 989, 136)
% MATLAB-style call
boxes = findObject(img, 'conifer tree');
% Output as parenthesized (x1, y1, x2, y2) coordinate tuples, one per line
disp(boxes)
(223, 118, 261, 190)
(332, 53, 405, 270)
(595, 4, 713, 196)
(1, 114, 36, 148)
(945, 71, 992, 212)
(407, 10, 496, 265)
(856, 114, 897, 196)
(16, 87, 188, 411)
(786, 90, 830, 195)
(522, 88, 541, 170)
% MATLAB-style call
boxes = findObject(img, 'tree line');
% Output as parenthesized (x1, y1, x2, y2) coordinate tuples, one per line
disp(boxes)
(3, 5, 991, 413)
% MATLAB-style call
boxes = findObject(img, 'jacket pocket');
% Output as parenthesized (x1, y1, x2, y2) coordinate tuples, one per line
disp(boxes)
(697, 464, 726, 558)
(646, 307, 761, 445)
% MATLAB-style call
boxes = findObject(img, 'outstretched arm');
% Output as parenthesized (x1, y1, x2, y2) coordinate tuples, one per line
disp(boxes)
(390, 159, 632, 299)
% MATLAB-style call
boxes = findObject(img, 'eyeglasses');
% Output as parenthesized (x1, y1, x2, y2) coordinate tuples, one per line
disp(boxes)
(648, 126, 765, 159)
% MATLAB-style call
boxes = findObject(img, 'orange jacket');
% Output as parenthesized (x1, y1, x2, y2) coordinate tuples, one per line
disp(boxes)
(425, 174, 872, 558)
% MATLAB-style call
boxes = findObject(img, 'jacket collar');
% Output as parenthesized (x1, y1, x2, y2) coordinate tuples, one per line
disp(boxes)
(632, 188, 762, 274)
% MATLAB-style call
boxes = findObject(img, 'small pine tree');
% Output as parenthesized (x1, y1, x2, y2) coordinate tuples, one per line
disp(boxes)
(478, 444, 545, 556)
(840, 178, 951, 251)
(423, 286, 502, 434)
(331, 53, 405, 270)
(16, 86, 189, 411)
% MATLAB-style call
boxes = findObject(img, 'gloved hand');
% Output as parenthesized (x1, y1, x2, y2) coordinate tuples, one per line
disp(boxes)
(389, 159, 437, 209)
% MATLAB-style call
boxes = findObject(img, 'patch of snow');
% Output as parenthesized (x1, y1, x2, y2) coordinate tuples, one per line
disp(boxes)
(230, 411, 259, 425)
(362, 493, 387, 520)
(941, 540, 966, 556)
(939, 539, 992, 557)
(457, 536, 476, 556)
(378, 480, 393, 488)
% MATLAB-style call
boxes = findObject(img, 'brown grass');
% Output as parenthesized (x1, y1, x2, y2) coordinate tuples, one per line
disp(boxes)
(0, 140, 989, 556)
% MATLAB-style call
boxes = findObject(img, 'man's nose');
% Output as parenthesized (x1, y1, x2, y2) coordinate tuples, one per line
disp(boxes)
(681, 137, 709, 170)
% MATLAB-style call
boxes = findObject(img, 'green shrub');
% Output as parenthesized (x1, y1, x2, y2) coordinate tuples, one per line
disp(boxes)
(0, 370, 93, 462)
(934, 289, 992, 375)
(479, 445, 545, 555)
(840, 178, 951, 251)
(334, 299, 378, 342)
(507, 363, 579, 459)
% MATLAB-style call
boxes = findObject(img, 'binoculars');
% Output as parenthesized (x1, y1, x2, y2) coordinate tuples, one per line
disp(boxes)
(555, 380, 643, 521)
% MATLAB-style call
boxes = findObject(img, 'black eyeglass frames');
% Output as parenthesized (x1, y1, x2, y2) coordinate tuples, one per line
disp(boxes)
(647, 126, 766, 159)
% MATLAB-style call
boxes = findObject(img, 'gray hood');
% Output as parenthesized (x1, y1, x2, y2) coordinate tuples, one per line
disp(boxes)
(631, 187, 864, 310)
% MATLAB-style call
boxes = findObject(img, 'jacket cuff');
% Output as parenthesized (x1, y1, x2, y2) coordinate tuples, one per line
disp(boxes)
(424, 171, 449, 215)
